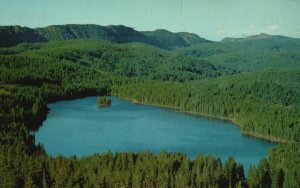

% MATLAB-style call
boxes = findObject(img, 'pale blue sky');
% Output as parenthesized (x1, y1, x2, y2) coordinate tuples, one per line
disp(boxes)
(0, 0, 299, 40)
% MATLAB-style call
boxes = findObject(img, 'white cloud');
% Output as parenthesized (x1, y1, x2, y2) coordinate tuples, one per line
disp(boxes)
(248, 25, 255, 30)
(267, 24, 279, 31)
(217, 29, 228, 35)
(217, 26, 260, 38)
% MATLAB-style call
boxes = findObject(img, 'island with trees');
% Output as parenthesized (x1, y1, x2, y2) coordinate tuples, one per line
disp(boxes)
(97, 96, 112, 107)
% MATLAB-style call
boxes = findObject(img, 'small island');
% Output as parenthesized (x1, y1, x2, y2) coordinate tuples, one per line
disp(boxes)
(97, 96, 111, 107)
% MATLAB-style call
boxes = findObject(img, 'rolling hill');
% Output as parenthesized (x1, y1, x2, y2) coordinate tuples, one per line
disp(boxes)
(179, 33, 300, 71)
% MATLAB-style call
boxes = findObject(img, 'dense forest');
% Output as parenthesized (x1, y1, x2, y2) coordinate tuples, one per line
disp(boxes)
(0, 25, 299, 187)
(178, 33, 300, 72)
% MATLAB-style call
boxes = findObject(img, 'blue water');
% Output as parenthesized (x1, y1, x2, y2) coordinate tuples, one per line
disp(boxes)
(35, 96, 276, 171)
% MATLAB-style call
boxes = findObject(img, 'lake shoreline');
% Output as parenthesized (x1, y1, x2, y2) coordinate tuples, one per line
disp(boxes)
(115, 95, 287, 144)
(37, 95, 277, 171)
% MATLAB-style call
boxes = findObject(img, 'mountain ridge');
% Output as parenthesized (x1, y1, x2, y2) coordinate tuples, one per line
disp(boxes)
(0, 24, 210, 50)
(221, 33, 297, 42)
(1, 24, 298, 50)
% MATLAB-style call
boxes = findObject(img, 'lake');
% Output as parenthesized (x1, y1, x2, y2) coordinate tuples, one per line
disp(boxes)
(35, 96, 276, 171)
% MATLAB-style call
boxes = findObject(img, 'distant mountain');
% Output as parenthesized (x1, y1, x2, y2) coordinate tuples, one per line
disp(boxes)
(0, 26, 47, 47)
(221, 33, 293, 42)
(142, 29, 211, 50)
(0, 24, 211, 50)
(36, 24, 156, 44)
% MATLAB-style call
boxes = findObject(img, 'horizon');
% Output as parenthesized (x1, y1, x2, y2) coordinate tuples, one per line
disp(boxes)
(2, 23, 299, 42)
(0, 0, 300, 41)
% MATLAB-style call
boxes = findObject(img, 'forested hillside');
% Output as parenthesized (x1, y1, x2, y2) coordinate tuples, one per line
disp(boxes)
(0, 40, 236, 82)
(0, 28, 299, 187)
(114, 71, 300, 142)
(0, 24, 210, 50)
(179, 33, 300, 71)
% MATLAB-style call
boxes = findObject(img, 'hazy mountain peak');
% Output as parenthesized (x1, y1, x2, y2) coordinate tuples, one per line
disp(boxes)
(222, 33, 274, 42)
(154, 29, 172, 33)
(247, 33, 271, 39)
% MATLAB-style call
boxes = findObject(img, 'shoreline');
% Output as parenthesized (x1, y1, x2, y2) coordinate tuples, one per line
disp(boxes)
(241, 131, 288, 144)
(115, 95, 287, 144)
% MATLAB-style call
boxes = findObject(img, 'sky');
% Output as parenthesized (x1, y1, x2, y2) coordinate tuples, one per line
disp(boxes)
(0, 0, 300, 41)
